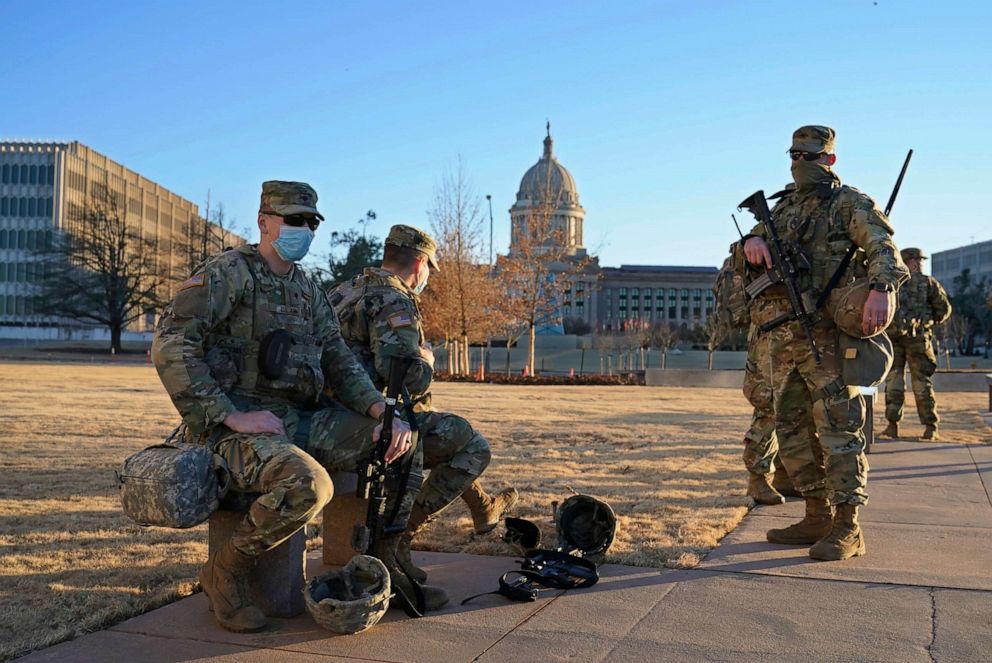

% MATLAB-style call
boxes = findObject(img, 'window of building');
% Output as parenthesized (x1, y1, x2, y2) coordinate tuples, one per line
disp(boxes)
(681, 306, 689, 318)
(17, 263, 26, 282)
(0, 295, 5, 315)
(16, 295, 24, 316)
(19, 198, 27, 217)
(11, 166, 20, 185)
(643, 290, 652, 301)
(1, 164, 9, 184)
(0, 229, 6, 249)
(631, 287, 640, 298)
(576, 301, 584, 310)
(17, 229, 26, 249)
(47, 165, 55, 184)
(0, 262, 6, 281)
(26, 230, 35, 250)
(669, 306, 676, 318)
(656, 288, 665, 297)
(45, 197, 53, 217)
(1, 197, 7, 215)
(44, 230, 53, 249)
(37, 165, 46, 186)
(27, 198, 36, 217)
(29, 165, 37, 185)
(619, 288, 627, 297)
(619, 310, 627, 318)
(19, 165, 28, 184)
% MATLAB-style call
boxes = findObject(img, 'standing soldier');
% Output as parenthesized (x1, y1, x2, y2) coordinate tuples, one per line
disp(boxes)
(743, 126, 909, 560)
(153, 182, 446, 633)
(715, 244, 814, 505)
(329, 224, 518, 582)
(881, 248, 952, 440)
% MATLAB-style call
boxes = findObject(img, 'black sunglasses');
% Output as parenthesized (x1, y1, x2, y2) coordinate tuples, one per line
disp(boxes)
(280, 214, 320, 231)
(789, 150, 824, 162)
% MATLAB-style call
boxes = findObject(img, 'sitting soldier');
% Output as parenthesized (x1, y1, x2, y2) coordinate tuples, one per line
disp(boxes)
(328, 224, 519, 582)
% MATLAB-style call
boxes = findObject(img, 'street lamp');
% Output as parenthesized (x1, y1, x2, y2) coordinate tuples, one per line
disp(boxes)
(486, 194, 494, 266)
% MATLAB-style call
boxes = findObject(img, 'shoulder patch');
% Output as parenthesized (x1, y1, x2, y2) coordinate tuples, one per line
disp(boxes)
(387, 312, 413, 329)
(178, 274, 205, 291)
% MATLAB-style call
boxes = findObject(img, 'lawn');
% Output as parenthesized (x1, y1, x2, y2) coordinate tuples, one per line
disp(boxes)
(0, 361, 987, 660)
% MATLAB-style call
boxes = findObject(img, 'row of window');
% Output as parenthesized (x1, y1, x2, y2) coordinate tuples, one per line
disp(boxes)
(607, 306, 714, 320)
(0, 163, 55, 186)
(0, 294, 35, 317)
(0, 261, 44, 283)
(1, 196, 54, 218)
(0, 229, 54, 250)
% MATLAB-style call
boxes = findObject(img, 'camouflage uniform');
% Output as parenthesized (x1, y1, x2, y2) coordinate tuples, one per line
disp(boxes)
(152, 184, 419, 560)
(329, 228, 491, 521)
(884, 249, 952, 428)
(747, 128, 909, 508)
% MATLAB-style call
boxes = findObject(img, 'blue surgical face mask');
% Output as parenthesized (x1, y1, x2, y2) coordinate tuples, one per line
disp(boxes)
(412, 267, 429, 295)
(272, 225, 314, 262)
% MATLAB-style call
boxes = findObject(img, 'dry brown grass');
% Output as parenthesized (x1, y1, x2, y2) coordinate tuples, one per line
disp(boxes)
(0, 361, 988, 660)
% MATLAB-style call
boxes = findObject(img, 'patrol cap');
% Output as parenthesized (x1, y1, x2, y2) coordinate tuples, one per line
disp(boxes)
(901, 247, 927, 261)
(790, 125, 836, 154)
(259, 181, 324, 221)
(385, 224, 440, 271)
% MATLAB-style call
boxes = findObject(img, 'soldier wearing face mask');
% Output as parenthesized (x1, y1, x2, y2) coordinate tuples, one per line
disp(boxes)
(328, 224, 519, 584)
(742, 127, 909, 561)
(153, 182, 450, 633)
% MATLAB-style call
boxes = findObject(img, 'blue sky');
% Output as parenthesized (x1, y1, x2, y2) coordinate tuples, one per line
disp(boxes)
(2, 1, 988, 270)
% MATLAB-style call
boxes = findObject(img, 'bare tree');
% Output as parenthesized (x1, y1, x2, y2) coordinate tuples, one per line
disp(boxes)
(34, 185, 167, 353)
(181, 202, 245, 276)
(497, 154, 593, 375)
(422, 162, 507, 375)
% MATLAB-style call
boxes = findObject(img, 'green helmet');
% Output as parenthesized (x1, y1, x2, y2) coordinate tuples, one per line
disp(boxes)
(304, 555, 391, 634)
(839, 332, 894, 389)
(826, 278, 895, 339)
(555, 495, 617, 564)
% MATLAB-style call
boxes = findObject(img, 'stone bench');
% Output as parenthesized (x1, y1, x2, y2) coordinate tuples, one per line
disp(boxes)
(207, 472, 370, 618)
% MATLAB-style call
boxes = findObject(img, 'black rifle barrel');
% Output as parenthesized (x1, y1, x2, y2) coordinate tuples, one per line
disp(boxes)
(884, 149, 913, 218)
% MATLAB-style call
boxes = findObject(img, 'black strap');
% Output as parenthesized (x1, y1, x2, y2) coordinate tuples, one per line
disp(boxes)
(815, 242, 858, 310)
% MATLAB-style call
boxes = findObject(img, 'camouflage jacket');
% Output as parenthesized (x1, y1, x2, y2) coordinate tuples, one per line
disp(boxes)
(327, 267, 433, 412)
(890, 271, 952, 337)
(747, 180, 909, 319)
(713, 241, 751, 336)
(152, 245, 383, 437)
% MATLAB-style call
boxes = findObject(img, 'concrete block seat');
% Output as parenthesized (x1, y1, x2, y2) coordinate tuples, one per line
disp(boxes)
(207, 472, 371, 618)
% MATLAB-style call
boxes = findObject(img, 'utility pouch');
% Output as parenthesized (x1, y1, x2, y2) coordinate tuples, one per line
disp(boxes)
(259, 329, 293, 380)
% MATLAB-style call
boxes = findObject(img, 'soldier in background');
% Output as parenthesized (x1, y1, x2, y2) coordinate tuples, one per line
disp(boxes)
(329, 224, 518, 583)
(153, 182, 446, 632)
(881, 248, 952, 440)
(743, 126, 909, 560)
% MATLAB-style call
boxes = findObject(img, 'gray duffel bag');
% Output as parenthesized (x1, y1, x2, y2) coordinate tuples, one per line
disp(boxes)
(117, 427, 230, 528)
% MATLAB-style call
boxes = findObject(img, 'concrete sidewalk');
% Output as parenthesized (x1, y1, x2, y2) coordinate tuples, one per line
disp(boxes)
(23, 440, 992, 662)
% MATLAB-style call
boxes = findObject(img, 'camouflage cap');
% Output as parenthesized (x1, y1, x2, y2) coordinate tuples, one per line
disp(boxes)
(259, 181, 324, 220)
(790, 125, 836, 154)
(385, 224, 440, 271)
(901, 247, 927, 261)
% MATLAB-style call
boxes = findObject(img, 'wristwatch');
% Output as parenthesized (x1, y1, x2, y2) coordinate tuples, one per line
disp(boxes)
(869, 282, 894, 293)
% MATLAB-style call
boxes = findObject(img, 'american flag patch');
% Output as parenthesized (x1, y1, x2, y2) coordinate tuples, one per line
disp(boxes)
(387, 312, 413, 329)
(178, 274, 205, 291)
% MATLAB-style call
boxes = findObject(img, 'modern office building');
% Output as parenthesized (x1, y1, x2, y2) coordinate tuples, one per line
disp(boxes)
(507, 130, 718, 334)
(931, 239, 992, 293)
(0, 140, 239, 340)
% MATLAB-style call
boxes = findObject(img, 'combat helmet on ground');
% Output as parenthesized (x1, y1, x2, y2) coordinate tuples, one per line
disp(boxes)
(304, 555, 392, 634)
(555, 495, 617, 564)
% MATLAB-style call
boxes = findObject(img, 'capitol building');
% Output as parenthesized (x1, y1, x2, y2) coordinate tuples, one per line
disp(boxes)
(507, 128, 718, 335)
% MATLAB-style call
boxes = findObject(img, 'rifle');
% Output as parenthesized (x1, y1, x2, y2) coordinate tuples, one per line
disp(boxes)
(884, 149, 913, 217)
(353, 355, 425, 617)
(738, 190, 822, 364)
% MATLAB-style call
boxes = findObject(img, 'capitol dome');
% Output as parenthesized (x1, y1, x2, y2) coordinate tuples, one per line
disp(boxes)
(515, 131, 581, 207)
(509, 126, 586, 257)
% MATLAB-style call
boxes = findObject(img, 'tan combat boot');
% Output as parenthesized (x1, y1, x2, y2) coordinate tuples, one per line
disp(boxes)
(198, 541, 267, 633)
(772, 467, 800, 498)
(766, 497, 833, 544)
(809, 503, 866, 561)
(921, 425, 940, 441)
(373, 535, 449, 612)
(396, 504, 430, 584)
(747, 472, 785, 505)
(462, 481, 519, 534)
(880, 422, 899, 439)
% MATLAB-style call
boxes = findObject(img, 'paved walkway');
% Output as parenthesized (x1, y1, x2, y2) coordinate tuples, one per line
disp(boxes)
(24, 440, 992, 662)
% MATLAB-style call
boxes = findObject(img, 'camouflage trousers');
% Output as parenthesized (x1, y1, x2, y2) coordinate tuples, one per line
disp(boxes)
(212, 400, 423, 556)
(755, 301, 869, 505)
(885, 332, 939, 425)
(415, 410, 491, 517)
(742, 329, 819, 485)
